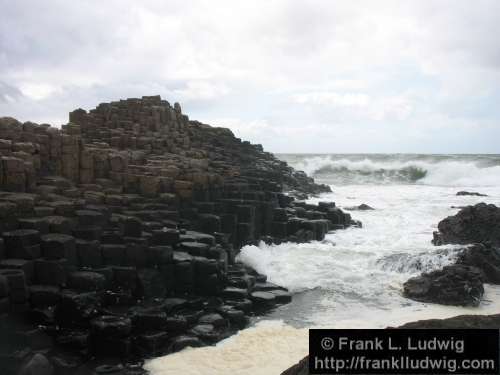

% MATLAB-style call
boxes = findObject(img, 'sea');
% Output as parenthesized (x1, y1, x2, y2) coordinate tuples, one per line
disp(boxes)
(146, 154, 500, 375)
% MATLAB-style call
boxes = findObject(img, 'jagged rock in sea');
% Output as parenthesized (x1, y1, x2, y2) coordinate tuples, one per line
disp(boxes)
(402, 264, 484, 306)
(343, 203, 374, 211)
(456, 191, 488, 197)
(0, 95, 357, 373)
(432, 203, 500, 246)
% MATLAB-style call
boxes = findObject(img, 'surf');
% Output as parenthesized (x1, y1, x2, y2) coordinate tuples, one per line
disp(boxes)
(283, 154, 500, 187)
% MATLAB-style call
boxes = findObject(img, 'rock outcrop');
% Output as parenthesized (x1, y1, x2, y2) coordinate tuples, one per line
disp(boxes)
(457, 243, 500, 284)
(402, 264, 484, 306)
(405, 204, 500, 307)
(0, 96, 357, 373)
(433, 203, 500, 246)
(456, 191, 488, 197)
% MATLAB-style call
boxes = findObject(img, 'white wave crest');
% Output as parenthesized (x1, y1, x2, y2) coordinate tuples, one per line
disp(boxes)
(290, 155, 500, 186)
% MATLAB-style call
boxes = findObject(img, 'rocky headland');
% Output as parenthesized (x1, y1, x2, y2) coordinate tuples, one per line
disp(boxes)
(0, 96, 359, 374)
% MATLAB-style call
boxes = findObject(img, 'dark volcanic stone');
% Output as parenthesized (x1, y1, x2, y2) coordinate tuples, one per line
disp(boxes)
(19, 353, 54, 375)
(457, 243, 500, 283)
(250, 291, 276, 307)
(221, 287, 248, 300)
(2, 229, 40, 250)
(0, 260, 34, 284)
(40, 233, 77, 263)
(76, 239, 102, 268)
(456, 191, 488, 197)
(344, 203, 374, 211)
(433, 203, 500, 246)
(178, 241, 209, 257)
(67, 271, 106, 291)
(91, 315, 132, 337)
(169, 335, 203, 352)
(29, 285, 61, 307)
(403, 264, 484, 306)
(34, 258, 68, 286)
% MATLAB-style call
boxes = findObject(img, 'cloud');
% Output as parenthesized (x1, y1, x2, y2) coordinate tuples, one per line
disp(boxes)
(0, 0, 499, 152)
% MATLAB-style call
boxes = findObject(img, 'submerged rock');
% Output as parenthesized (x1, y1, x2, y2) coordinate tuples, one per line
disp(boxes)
(403, 264, 483, 307)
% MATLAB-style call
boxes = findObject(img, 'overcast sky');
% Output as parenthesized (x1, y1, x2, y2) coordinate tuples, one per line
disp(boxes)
(1, 0, 499, 153)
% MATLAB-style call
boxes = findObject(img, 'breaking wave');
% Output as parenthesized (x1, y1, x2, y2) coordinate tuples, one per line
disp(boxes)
(285, 155, 500, 186)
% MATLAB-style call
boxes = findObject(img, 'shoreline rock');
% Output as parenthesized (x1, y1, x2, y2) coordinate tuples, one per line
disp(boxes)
(433, 203, 500, 246)
(405, 204, 500, 307)
(0, 96, 358, 374)
(402, 264, 484, 306)
(282, 313, 500, 375)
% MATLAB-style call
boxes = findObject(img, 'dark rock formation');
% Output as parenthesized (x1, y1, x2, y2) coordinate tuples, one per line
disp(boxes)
(396, 313, 500, 329)
(433, 203, 500, 246)
(457, 243, 500, 284)
(403, 264, 484, 306)
(283, 313, 500, 375)
(281, 356, 310, 375)
(19, 353, 54, 375)
(0, 96, 358, 374)
(456, 191, 488, 197)
(344, 203, 374, 211)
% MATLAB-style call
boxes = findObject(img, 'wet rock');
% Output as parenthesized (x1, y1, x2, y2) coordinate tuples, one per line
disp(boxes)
(130, 307, 167, 332)
(457, 243, 500, 283)
(344, 203, 374, 211)
(29, 285, 61, 307)
(178, 241, 209, 257)
(2, 229, 41, 259)
(91, 315, 132, 340)
(136, 268, 167, 299)
(198, 312, 227, 328)
(57, 290, 101, 324)
(34, 258, 68, 286)
(169, 335, 203, 352)
(19, 353, 54, 375)
(433, 203, 500, 246)
(134, 331, 169, 356)
(67, 271, 106, 292)
(40, 234, 77, 263)
(76, 239, 102, 268)
(250, 291, 276, 308)
(221, 287, 248, 300)
(403, 264, 484, 306)
(269, 289, 292, 303)
(456, 191, 488, 197)
(0, 274, 9, 297)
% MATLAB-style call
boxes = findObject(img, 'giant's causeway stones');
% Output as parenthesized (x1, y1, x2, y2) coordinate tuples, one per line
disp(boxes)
(0, 96, 358, 374)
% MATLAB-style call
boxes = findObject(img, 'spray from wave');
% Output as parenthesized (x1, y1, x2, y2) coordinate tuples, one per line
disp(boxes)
(285, 155, 500, 186)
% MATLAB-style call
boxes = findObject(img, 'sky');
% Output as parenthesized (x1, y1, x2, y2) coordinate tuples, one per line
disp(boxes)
(1, 0, 499, 153)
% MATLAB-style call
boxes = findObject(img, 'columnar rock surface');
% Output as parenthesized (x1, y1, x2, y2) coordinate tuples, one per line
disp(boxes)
(0, 96, 356, 373)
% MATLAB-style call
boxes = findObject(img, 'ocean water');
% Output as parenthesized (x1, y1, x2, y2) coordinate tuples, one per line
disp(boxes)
(147, 154, 500, 375)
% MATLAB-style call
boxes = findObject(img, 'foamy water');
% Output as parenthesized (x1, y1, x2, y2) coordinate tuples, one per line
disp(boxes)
(147, 154, 500, 375)
(146, 286, 500, 375)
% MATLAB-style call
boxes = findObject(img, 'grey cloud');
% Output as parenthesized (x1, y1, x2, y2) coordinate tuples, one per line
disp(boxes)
(0, 81, 24, 103)
(1, 0, 500, 152)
